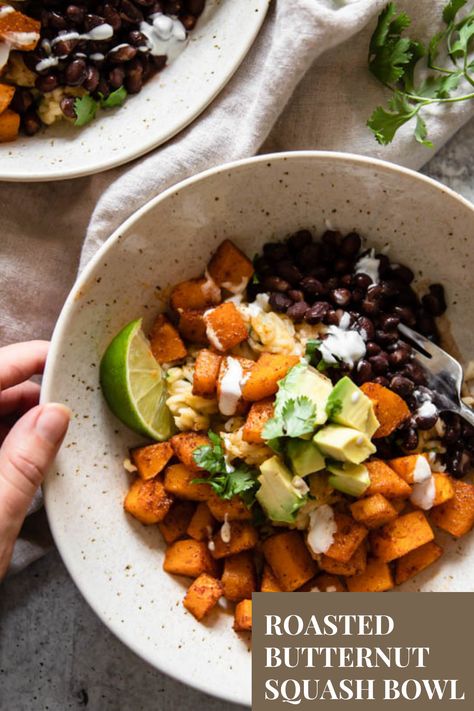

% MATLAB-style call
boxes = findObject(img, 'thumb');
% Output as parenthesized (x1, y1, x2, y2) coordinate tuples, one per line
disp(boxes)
(0, 403, 70, 579)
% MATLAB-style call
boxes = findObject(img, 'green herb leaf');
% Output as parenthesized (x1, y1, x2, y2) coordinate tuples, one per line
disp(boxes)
(414, 115, 433, 147)
(73, 95, 98, 127)
(449, 18, 474, 56)
(100, 86, 127, 109)
(281, 397, 317, 437)
(326, 397, 343, 419)
(443, 0, 467, 25)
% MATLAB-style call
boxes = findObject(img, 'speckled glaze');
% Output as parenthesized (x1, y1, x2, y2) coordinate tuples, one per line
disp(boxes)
(0, 0, 269, 182)
(42, 152, 474, 706)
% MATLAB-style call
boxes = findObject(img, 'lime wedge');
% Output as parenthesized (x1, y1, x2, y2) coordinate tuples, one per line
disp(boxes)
(99, 318, 175, 441)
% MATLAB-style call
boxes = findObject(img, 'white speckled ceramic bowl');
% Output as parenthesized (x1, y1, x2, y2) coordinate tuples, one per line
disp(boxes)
(42, 152, 474, 706)
(0, 0, 268, 182)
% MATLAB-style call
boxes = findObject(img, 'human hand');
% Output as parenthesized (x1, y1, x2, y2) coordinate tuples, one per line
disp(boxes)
(0, 341, 70, 580)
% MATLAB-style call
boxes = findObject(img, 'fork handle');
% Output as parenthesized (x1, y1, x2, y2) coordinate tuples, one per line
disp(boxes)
(459, 402, 474, 428)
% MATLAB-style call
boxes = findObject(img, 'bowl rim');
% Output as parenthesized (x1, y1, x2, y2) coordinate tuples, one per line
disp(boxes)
(41, 150, 474, 703)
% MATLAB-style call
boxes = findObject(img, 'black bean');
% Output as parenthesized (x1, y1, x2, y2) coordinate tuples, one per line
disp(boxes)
(82, 65, 99, 92)
(263, 242, 289, 261)
(334, 258, 351, 274)
(60, 96, 76, 119)
(35, 73, 59, 93)
(356, 359, 373, 384)
(402, 361, 426, 386)
(288, 229, 312, 252)
(310, 265, 329, 281)
(366, 341, 381, 357)
(388, 342, 411, 367)
(320, 242, 336, 263)
(401, 427, 419, 450)
(65, 59, 88, 86)
(66, 5, 85, 24)
(377, 254, 391, 277)
(49, 11, 68, 30)
(304, 301, 331, 324)
(390, 264, 414, 284)
(128, 30, 149, 46)
(180, 13, 196, 30)
(109, 44, 137, 62)
(393, 305, 416, 327)
(379, 279, 399, 298)
(416, 309, 439, 340)
(390, 374, 414, 398)
(263, 275, 290, 293)
(164, 0, 182, 12)
(378, 314, 400, 330)
(94, 77, 110, 99)
(325, 310, 340, 326)
(442, 414, 462, 444)
(84, 14, 107, 31)
(340, 232, 361, 257)
(22, 110, 42, 136)
(351, 288, 364, 305)
(287, 301, 309, 322)
(288, 289, 304, 302)
(322, 230, 341, 246)
(108, 66, 125, 89)
(185, 0, 205, 14)
(296, 243, 321, 270)
(269, 293, 292, 313)
(444, 448, 470, 477)
(354, 273, 372, 291)
(274, 261, 301, 285)
(361, 298, 380, 316)
(355, 316, 375, 341)
(120, 0, 144, 22)
(397, 284, 419, 307)
(370, 352, 389, 374)
(104, 4, 122, 30)
(10, 88, 34, 114)
(422, 284, 447, 317)
(340, 274, 353, 287)
(330, 288, 351, 307)
(375, 329, 398, 346)
(253, 256, 271, 276)
(415, 412, 438, 430)
(373, 375, 390, 388)
(52, 38, 78, 56)
(300, 277, 325, 297)
(324, 277, 339, 291)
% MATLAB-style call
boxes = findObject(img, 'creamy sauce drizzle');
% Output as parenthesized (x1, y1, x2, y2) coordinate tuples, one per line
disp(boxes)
(355, 249, 380, 286)
(218, 357, 243, 416)
(306, 504, 337, 555)
(139, 12, 187, 62)
(319, 315, 366, 368)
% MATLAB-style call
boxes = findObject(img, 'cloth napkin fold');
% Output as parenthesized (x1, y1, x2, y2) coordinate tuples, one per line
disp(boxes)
(5, 0, 474, 574)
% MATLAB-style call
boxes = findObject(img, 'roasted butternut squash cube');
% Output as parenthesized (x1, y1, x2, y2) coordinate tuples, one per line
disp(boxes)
(131, 441, 174, 480)
(158, 500, 196, 544)
(234, 599, 252, 631)
(388, 454, 431, 484)
(347, 558, 394, 592)
(324, 513, 368, 563)
(430, 478, 474, 537)
(124, 477, 173, 524)
(370, 511, 434, 562)
(299, 574, 346, 592)
(207, 239, 254, 291)
(360, 382, 410, 437)
(261, 564, 283, 592)
(164, 463, 212, 501)
(206, 493, 252, 521)
(365, 459, 412, 499)
(0, 109, 20, 143)
(319, 541, 367, 576)
(178, 310, 208, 344)
(210, 521, 259, 559)
(432, 473, 455, 507)
(241, 353, 300, 401)
(262, 530, 317, 591)
(350, 494, 398, 529)
(149, 313, 187, 363)
(222, 551, 257, 601)
(203, 302, 248, 352)
(192, 349, 222, 397)
(163, 539, 218, 578)
(0, 84, 15, 114)
(186, 502, 216, 541)
(170, 431, 211, 472)
(242, 398, 275, 444)
(183, 573, 223, 621)
(170, 277, 221, 312)
(395, 541, 443, 585)
(0, 9, 40, 50)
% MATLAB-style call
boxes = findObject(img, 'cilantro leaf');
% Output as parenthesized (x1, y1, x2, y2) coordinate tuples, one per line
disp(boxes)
(443, 0, 468, 25)
(100, 86, 127, 109)
(449, 18, 474, 56)
(414, 115, 433, 147)
(281, 397, 317, 437)
(370, 36, 414, 84)
(74, 95, 98, 127)
(369, 3, 410, 54)
(326, 397, 343, 419)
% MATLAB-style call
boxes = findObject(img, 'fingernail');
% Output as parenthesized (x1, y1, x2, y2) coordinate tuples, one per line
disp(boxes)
(35, 403, 71, 444)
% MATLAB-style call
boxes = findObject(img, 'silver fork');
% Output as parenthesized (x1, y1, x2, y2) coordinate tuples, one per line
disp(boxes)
(398, 323, 474, 427)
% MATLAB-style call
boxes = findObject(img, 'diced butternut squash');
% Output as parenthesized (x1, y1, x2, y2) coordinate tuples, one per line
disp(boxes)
(131, 441, 174, 480)
(158, 500, 196, 544)
(370, 511, 434, 562)
(314, 574, 347, 592)
(186, 502, 216, 541)
(203, 302, 248, 352)
(207, 239, 254, 291)
(261, 564, 283, 592)
(242, 398, 274, 444)
(216, 355, 254, 415)
(350, 494, 398, 529)
(365, 459, 412, 499)
(192, 349, 222, 397)
(149, 314, 187, 363)
(164, 463, 212, 501)
(163, 539, 218, 578)
(0, 84, 15, 114)
(178, 310, 208, 343)
(0, 109, 20, 143)
(242, 353, 300, 401)
(319, 542, 367, 576)
(360, 382, 410, 437)
(206, 493, 252, 521)
(388, 454, 431, 484)
(430, 478, 474, 537)
(170, 432, 211, 472)
(324, 513, 368, 563)
(0, 9, 40, 50)
(221, 551, 257, 601)
(262, 530, 317, 592)
(432, 473, 455, 507)
(210, 521, 259, 559)
(124, 477, 173, 524)
(395, 541, 443, 585)
(170, 277, 221, 312)
(234, 599, 252, 631)
(183, 573, 223, 621)
(347, 558, 394, 592)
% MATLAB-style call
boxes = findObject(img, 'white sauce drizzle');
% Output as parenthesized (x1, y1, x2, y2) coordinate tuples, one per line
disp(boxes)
(139, 12, 187, 62)
(292, 476, 310, 496)
(416, 400, 438, 419)
(306, 505, 337, 555)
(319, 316, 366, 368)
(0, 5, 14, 15)
(413, 455, 432, 483)
(222, 275, 249, 295)
(410, 475, 436, 510)
(220, 514, 231, 543)
(355, 248, 380, 286)
(218, 357, 244, 416)
(50, 23, 114, 46)
(203, 308, 224, 351)
(89, 52, 105, 61)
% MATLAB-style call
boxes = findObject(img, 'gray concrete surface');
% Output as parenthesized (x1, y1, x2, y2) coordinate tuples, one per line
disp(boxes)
(1, 119, 474, 711)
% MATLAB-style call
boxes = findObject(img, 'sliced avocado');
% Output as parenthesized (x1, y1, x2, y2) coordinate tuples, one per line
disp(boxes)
(287, 439, 325, 477)
(256, 455, 307, 524)
(277, 363, 332, 425)
(327, 462, 370, 497)
(313, 424, 376, 464)
(326, 376, 379, 437)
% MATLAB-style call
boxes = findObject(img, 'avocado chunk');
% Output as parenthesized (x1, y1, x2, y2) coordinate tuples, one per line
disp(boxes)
(277, 362, 332, 426)
(327, 462, 370, 497)
(313, 424, 376, 464)
(256, 455, 307, 524)
(287, 439, 325, 477)
(326, 376, 379, 437)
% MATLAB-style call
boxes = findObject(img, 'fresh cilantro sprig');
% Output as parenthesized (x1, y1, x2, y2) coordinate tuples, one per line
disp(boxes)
(305, 339, 340, 373)
(192, 431, 259, 505)
(74, 86, 127, 127)
(367, 1, 474, 146)
(263, 396, 317, 439)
